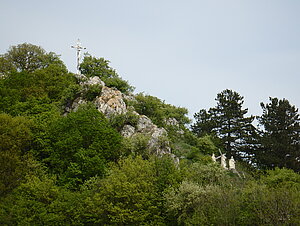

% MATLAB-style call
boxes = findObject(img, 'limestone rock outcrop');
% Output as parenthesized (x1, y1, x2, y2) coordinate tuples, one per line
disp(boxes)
(69, 76, 173, 157)
(94, 86, 127, 117)
(121, 125, 135, 138)
(81, 76, 105, 87)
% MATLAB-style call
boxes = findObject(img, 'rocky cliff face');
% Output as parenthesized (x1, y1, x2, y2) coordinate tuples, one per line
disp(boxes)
(70, 76, 173, 157)
(94, 86, 127, 117)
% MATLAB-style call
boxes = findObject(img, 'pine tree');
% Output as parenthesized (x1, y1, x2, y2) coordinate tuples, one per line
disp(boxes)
(191, 109, 216, 137)
(257, 97, 300, 171)
(192, 89, 256, 160)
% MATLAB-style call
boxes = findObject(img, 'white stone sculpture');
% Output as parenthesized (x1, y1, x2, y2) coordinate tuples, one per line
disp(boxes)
(220, 154, 227, 169)
(229, 156, 236, 170)
(71, 39, 86, 75)
(212, 153, 216, 163)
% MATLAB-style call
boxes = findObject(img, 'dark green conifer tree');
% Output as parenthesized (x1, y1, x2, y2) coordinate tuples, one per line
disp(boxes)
(192, 89, 256, 160)
(257, 97, 300, 171)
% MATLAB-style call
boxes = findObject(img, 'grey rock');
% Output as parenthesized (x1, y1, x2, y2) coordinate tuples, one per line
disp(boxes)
(121, 125, 136, 138)
(71, 97, 87, 112)
(165, 117, 179, 126)
(165, 117, 185, 135)
(81, 76, 105, 86)
(66, 77, 174, 158)
(136, 115, 155, 133)
(94, 86, 127, 117)
(148, 127, 171, 155)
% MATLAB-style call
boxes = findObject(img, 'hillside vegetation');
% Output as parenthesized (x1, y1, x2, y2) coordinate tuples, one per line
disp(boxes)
(0, 43, 299, 225)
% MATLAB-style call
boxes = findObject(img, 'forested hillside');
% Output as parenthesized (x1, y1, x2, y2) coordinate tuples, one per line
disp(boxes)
(0, 43, 299, 225)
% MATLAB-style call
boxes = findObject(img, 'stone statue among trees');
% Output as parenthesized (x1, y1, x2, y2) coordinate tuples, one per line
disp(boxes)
(229, 156, 235, 170)
(213, 150, 228, 169)
(212, 152, 243, 178)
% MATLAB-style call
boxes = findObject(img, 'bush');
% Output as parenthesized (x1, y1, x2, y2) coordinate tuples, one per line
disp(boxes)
(109, 110, 139, 132)
(164, 181, 240, 225)
(38, 104, 122, 189)
(81, 156, 163, 225)
(79, 54, 134, 94)
(239, 181, 300, 225)
(129, 93, 190, 128)
(121, 134, 151, 159)
(104, 76, 134, 94)
(0, 174, 88, 225)
(82, 84, 102, 101)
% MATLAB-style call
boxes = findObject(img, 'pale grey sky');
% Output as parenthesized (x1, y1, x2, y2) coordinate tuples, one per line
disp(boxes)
(1, 0, 299, 119)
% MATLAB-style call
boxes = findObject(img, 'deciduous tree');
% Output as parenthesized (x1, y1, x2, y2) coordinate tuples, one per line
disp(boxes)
(0, 43, 66, 74)
(80, 54, 134, 93)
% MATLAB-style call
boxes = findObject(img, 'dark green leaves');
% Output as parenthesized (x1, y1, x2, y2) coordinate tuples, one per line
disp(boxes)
(192, 89, 256, 160)
(257, 97, 300, 171)
(80, 54, 134, 93)
(43, 104, 122, 188)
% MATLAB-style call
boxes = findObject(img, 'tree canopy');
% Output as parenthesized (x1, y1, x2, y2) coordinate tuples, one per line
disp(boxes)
(80, 54, 134, 93)
(0, 43, 299, 225)
(0, 43, 66, 74)
(257, 97, 300, 171)
(192, 89, 256, 160)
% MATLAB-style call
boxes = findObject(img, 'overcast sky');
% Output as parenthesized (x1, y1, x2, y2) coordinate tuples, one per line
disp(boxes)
(1, 0, 299, 119)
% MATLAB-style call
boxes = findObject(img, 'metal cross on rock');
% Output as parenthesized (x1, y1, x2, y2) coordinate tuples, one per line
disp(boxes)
(71, 39, 86, 74)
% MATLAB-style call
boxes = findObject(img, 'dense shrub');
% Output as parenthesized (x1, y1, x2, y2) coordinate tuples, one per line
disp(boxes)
(80, 54, 134, 94)
(38, 104, 122, 189)
(129, 93, 190, 128)
(109, 110, 139, 132)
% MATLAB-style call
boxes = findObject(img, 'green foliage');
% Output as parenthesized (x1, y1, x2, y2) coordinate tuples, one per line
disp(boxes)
(197, 135, 218, 155)
(1, 42, 300, 225)
(0, 114, 34, 195)
(192, 89, 256, 161)
(0, 174, 88, 225)
(239, 181, 300, 225)
(0, 43, 75, 118)
(183, 162, 231, 187)
(257, 97, 300, 171)
(104, 76, 134, 94)
(121, 134, 151, 159)
(80, 54, 134, 93)
(0, 113, 33, 152)
(165, 166, 300, 226)
(0, 43, 66, 74)
(172, 141, 199, 159)
(260, 167, 300, 188)
(39, 104, 122, 189)
(165, 181, 240, 225)
(60, 84, 82, 109)
(153, 155, 182, 192)
(172, 134, 218, 163)
(109, 110, 139, 132)
(82, 84, 102, 101)
(0, 56, 15, 76)
(0, 67, 76, 116)
(130, 93, 190, 128)
(192, 109, 216, 137)
(60, 83, 102, 109)
(79, 54, 117, 78)
(82, 156, 163, 225)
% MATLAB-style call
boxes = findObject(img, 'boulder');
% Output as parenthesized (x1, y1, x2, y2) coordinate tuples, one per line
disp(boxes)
(121, 125, 135, 138)
(80, 76, 105, 86)
(148, 127, 171, 155)
(71, 97, 87, 112)
(136, 115, 155, 133)
(94, 86, 127, 117)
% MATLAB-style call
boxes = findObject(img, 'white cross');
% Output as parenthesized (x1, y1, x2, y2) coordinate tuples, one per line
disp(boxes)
(71, 39, 86, 74)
